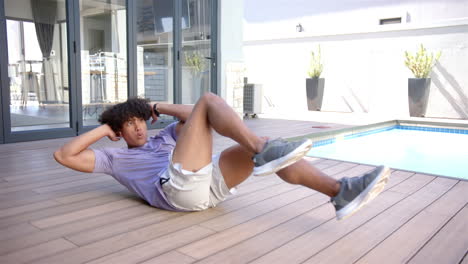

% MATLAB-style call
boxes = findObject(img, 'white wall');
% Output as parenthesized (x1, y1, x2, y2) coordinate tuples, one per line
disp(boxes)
(219, 0, 244, 101)
(243, 0, 468, 40)
(242, 0, 468, 119)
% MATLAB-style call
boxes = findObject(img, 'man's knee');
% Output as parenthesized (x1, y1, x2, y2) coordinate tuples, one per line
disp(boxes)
(200, 92, 222, 105)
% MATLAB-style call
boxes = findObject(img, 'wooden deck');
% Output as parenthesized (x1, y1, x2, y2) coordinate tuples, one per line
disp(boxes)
(0, 118, 467, 264)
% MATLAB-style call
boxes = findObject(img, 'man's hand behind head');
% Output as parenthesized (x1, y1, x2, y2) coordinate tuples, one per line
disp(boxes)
(104, 124, 121, 141)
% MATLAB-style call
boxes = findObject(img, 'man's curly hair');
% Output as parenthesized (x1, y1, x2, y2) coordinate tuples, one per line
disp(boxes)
(98, 97, 152, 132)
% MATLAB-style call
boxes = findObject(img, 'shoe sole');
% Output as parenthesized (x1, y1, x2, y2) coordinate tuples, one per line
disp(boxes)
(253, 139, 313, 176)
(336, 166, 390, 221)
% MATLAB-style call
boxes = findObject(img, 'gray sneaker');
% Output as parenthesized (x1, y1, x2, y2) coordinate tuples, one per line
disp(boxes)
(331, 165, 390, 220)
(253, 138, 312, 176)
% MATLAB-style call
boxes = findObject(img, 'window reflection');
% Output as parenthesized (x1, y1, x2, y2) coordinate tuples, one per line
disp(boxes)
(80, 0, 127, 126)
(6, 0, 70, 131)
(135, 0, 212, 107)
(181, 0, 212, 104)
(135, 0, 174, 119)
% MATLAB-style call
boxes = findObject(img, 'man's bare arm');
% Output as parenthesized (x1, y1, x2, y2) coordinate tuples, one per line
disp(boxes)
(53, 124, 118, 173)
(149, 103, 194, 123)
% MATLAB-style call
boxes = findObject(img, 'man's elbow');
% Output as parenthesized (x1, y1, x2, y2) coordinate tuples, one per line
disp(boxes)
(53, 149, 65, 165)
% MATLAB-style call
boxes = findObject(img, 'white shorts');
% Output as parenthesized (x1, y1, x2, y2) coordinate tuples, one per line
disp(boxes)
(161, 153, 237, 211)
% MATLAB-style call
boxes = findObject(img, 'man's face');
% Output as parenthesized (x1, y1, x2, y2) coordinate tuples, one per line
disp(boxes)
(120, 117, 148, 148)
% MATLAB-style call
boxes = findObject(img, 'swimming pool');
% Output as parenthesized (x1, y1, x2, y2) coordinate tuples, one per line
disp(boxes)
(306, 123, 468, 180)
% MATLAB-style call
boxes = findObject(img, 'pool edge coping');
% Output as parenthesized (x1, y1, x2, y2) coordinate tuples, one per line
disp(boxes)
(288, 119, 468, 144)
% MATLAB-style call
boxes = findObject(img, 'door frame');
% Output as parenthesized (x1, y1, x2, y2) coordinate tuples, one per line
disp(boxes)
(76, 0, 145, 133)
(0, 0, 5, 143)
(147, 0, 220, 130)
(174, 0, 218, 104)
(0, 0, 219, 143)
(72, 0, 87, 135)
(210, 0, 218, 94)
(0, 0, 78, 143)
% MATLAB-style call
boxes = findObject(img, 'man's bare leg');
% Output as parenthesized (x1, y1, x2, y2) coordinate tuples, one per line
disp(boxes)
(219, 145, 340, 197)
(219, 144, 390, 221)
(276, 159, 340, 197)
(172, 93, 266, 172)
(218, 145, 256, 188)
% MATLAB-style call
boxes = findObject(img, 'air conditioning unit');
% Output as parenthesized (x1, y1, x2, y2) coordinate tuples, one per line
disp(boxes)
(243, 83, 262, 118)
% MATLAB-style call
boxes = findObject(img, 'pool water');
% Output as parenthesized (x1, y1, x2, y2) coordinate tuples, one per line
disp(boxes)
(307, 128, 468, 180)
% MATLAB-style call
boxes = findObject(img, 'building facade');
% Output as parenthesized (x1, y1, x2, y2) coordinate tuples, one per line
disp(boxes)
(4, 1, 465, 144)
(0, 0, 244, 144)
(242, 0, 468, 119)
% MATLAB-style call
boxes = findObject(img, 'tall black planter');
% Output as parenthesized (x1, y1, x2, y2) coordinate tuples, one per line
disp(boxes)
(408, 78, 431, 117)
(306, 77, 325, 111)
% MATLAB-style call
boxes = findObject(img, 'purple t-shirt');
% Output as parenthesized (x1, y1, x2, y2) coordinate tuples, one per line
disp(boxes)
(93, 121, 182, 211)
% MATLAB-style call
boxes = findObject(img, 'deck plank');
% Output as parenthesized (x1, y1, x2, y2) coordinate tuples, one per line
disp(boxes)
(249, 173, 434, 264)
(65, 209, 183, 246)
(196, 170, 414, 264)
(0, 174, 98, 194)
(0, 204, 157, 255)
(140, 251, 196, 264)
(357, 180, 468, 264)
(30, 198, 144, 229)
(177, 193, 329, 260)
(0, 169, 81, 186)
(302, 177, 457, 264)
(199, 186, 312, 232)
(388, 173, 435, 194)
(30, 210, 224, 264)
(408, 204, 468, 264)
(32, 177, 114, 194)
(86, 226, 214, 264)
(222, 177, 284, 201)
(65, 182, 297, 246)
(0, 238, 77, 264)
(194, 204, 333, 264)
(0, 181, 120, 210)
(200, 162, 371, 232)
(0, 222, 39, 242)
(52, 185, 127, 204)
(0, 191, 133, 229)
(0, 200, 61, 218)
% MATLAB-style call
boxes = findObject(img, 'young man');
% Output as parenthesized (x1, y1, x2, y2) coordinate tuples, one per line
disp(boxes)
(54, 93, 390, 220)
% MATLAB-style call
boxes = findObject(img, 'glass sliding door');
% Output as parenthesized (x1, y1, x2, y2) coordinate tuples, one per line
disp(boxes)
(5, 0, 71, 132)
(134, 0, 174, 121)
(133, 0, 215, 108)
(79, 0, 127, 126)
(1, 0, 218, 144)
(181, 0, 212, 104)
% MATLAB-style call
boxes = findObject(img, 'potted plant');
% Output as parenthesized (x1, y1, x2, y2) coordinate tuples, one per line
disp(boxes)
(306, 45, 324, 111)
(185, 51, 207, 101)
(404, 44, 441, 117)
